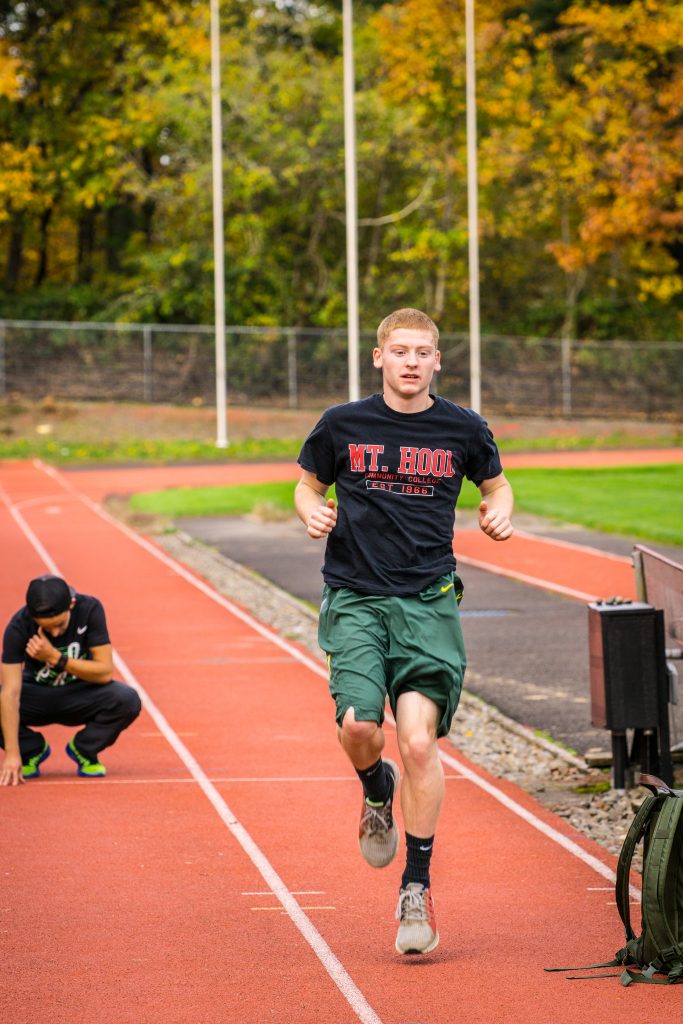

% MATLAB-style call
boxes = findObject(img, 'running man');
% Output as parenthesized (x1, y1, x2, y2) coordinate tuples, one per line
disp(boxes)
(0, 575, 141, 785)
(295, 308, 513, 954)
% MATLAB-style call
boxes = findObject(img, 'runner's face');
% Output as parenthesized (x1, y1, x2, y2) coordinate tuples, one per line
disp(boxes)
(35, 610, 71, 637)
(373, 329, 440, 403)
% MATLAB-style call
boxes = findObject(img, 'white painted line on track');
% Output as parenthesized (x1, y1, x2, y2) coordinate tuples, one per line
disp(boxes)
(5, 467, 385, 1024)
(11, 493, 81, 513)
(438, 745, 639, 903)
(510, 528, 632, 564)
(35, 773, 468, 787)
(0, 482, 62, 575)
(32, 462, 641, 905)
(243, 891, 325, 896)
(455, 552, 599, 602)
(37, 775, 359, 786)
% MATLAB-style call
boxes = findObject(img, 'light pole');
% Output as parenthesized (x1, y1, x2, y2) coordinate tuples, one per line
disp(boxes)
(342, 0, 361, 401)
(465, 0, 481, 413)
(210, 0, 228, 446)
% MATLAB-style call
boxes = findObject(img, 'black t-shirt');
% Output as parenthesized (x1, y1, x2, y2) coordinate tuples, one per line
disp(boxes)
(297, 393, 503, 595)
(2, 594, 111, 687)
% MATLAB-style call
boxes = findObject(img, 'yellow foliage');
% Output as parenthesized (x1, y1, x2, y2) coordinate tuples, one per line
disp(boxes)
(637, 275, 683, 302)
(0, 144, 41, 212)
(0, 49, 21, 99)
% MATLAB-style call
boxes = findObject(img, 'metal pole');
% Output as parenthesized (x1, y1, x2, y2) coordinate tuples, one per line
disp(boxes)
(561, 335, 572, 416)
(342, 0, 360, 402)
(210, 0, 228, 447)
(287, 331, 298, 409)
(143, 325, 153, 402)
(465, 0, 481, 413)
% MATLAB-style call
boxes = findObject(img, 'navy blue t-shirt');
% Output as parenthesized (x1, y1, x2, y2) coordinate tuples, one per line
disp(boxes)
(2, 594, 111, 687)
(298, 393, 503, 594)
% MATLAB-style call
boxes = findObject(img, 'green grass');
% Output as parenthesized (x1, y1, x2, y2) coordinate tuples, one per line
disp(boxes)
(131, 464, 683, 547)
(460, 464, 683, 546)
(132, 479, 301, 517)
(0, 436, 302, 464)
(513, 463, 683, 547)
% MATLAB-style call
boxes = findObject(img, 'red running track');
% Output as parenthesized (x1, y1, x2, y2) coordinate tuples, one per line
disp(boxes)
(0, 459, 674, 1023)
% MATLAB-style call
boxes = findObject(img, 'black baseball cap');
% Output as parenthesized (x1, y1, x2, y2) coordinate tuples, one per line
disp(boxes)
(25, 575, 74, 618)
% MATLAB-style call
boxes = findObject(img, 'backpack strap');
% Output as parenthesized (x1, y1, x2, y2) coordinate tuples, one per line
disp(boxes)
(638, 772, 683, 797)
(621, 961, 683, 986)
(615, 794, 659, 942)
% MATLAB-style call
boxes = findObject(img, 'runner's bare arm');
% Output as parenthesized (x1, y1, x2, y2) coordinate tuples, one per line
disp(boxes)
(25, 629, 114, 684)
(477, 472, 514, 541)
(0, 662, 24, 786)
(295, 470, 338, 540)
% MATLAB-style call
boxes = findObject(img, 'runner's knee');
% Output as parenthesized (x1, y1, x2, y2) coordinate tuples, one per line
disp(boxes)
(109, 682, 142, 723)
(339, 708, 379, 746)
(399, 730, 437, 771)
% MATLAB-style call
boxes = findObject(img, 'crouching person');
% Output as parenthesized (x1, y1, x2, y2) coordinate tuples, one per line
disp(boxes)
(0, 575, 141, 785)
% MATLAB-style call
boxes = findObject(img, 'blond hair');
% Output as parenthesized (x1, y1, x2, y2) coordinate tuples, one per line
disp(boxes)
(376, 308, 439, 349)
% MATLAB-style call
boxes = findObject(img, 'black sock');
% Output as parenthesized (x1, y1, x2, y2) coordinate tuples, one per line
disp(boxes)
(401, 833, 434, 889)
(355, 758, 391, 804)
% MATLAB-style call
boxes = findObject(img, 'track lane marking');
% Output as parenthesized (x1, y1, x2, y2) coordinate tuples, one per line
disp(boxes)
(455, 552, 600, 602)
(34, 460, 641, 903)
(2, 470, 385, 1024)
(32, 773, 468, 786)
(511, 528, 632, 564)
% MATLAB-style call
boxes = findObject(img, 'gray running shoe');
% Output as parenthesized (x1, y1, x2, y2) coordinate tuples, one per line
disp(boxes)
(395, 882, 439, 954)
(358, 758, 400, 868)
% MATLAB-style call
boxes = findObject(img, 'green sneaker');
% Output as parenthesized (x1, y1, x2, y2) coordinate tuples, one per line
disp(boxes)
(22, 743, 51, 779)
(65, 739, 107, 777)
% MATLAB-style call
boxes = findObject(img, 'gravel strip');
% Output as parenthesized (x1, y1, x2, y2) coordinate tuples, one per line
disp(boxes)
(158, 529, 656, 869)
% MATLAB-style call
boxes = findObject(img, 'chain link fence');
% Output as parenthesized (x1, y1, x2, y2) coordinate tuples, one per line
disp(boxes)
(0, 319, 681, 418)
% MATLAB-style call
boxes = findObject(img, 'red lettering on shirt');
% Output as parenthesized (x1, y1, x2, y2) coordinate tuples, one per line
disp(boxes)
(366, 444, 384, 471)
(348, 444, 366, 472)
(432, 449, 454, 477)
(398, 447, 418, 474)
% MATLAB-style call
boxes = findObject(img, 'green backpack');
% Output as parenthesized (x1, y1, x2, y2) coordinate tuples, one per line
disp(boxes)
(547, 773, 683, 986)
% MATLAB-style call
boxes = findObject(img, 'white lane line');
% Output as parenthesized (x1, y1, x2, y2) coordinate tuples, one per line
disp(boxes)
(509, 528, 632, 564)
(12, 493, 81, 513)
(6, 470, 384, 1024)
(251, 906, 336, 912)
(35, 773, 467, 787)
(243, 891, 325, 896)
(34, 462, 640, 903)
(455, 552, 599, 602)
(438, 745, 639, 903)
(110, 652, 380, 1024)
(0, 482, 61, 574)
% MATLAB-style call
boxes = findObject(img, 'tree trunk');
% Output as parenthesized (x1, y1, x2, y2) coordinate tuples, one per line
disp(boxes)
(105, 202, 138, 272)
(77, 207, 97, 284)
(4, 211, 25, 292)
(33, 207, 53, 287)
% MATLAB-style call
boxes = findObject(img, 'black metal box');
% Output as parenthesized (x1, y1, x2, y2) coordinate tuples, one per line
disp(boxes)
(588, 602, 665, 730)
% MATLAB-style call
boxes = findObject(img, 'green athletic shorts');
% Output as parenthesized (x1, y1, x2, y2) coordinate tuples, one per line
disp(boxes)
(318, 572, 466, 738)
